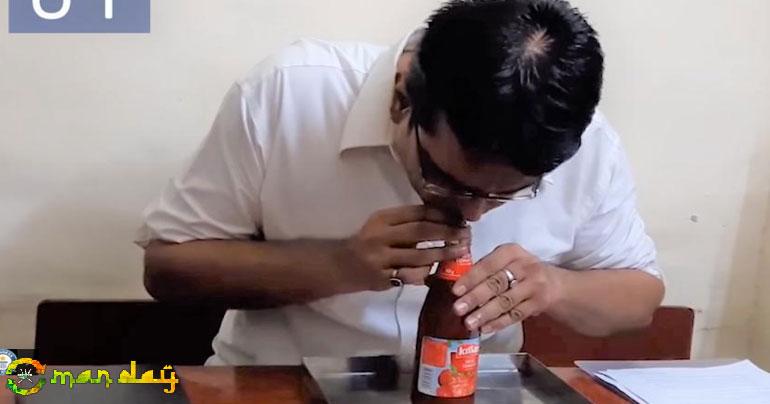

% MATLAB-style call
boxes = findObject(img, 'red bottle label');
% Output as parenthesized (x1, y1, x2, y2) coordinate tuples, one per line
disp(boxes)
(436, 254, 473, 281)
(417, 336, 480, 397)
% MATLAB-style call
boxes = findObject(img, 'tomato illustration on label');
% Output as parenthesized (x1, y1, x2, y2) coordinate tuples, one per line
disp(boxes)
(438, 369, 453, 386)
(417, 336, 480, 398)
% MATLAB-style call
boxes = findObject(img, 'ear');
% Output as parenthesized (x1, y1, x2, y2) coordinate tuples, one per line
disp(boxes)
(389, 74, 411, 124)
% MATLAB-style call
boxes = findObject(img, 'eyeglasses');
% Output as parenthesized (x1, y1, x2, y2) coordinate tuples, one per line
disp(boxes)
(414, 126, 542, 203)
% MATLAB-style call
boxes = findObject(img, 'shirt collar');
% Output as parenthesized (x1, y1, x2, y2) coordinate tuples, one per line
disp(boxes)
(339, 32, 414, 154)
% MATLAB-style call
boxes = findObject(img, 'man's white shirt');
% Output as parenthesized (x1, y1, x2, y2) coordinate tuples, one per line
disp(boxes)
(137, 33, 661, 366)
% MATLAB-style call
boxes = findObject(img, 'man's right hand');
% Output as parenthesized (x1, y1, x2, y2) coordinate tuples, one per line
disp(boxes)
(144, 205, 471, 309)
(334, 205, 471, 292)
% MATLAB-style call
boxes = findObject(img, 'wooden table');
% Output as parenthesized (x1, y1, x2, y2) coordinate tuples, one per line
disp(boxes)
(1, 366, 628, 404)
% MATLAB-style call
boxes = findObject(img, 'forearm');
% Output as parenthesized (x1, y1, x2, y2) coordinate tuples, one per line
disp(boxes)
(143, 239, 350, 309)
(546, 267, 665, 337)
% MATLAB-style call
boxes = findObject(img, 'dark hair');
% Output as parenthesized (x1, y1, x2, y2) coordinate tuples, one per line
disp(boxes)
(407, 0, 604, 176)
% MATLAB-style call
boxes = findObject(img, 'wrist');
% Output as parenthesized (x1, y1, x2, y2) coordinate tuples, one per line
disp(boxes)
(544, 265, 572, 317)
(328, 238, 374, 294)
(279, 238, 360, 298)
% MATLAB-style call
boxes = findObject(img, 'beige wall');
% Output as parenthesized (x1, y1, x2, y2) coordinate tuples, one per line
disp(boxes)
(753, 211, 770, 369)
(569, 0, 770, 363)
(1, 0, 769, 364)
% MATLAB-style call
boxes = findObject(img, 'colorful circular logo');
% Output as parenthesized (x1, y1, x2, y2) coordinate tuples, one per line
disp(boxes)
(0, 350, 16, 374)
(5, 358, 47, 396)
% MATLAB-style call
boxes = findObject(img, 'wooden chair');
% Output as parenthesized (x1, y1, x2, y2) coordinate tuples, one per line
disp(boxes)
(521, 306, 695, 367)
(35, 301, 693, 368)
(34, 300, 227, 365)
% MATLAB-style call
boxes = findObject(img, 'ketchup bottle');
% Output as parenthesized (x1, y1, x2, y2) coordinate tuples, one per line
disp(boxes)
(411, 254, 479, 403)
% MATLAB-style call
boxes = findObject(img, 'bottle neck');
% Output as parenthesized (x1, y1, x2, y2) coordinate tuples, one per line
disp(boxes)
(435, 254, 473, 282)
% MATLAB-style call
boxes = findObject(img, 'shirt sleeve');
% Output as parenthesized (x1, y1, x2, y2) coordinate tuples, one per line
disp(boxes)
(135, 83, 264, 247)
(559, 138, 663, 279)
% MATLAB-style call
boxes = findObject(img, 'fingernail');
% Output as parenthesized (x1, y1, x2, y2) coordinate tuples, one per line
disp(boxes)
(454, 301, 469, 315)
(466, 315, 479, 329)
(453, 285, 467, 296)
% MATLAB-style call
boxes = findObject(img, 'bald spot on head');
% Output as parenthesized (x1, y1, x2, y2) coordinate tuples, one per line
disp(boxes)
(522, 29, 554, 60)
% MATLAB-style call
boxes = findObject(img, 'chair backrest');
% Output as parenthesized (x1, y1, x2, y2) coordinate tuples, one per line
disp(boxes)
(34, 300, 227, 365)
(521, 306, 695, 367)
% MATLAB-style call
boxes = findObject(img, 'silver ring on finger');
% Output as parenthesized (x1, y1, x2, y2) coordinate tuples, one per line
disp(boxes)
(503, 268, 517, 288)
(389, 269, 404, 288)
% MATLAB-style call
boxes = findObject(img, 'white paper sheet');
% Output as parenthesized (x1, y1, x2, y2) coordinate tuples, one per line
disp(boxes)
(594, 360, 770, 404)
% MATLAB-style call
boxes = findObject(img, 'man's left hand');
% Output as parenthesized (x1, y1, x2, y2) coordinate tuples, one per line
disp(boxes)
(451, 244, 565, 333)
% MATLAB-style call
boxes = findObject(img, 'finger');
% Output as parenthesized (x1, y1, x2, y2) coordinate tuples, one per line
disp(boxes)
(375, 205, 460, 226)
(453, 267, 523, 317)
(390, 266, 432, 285)
(385, 222, 471, 246)
(388, 244, 469, 268)
(452, 244, 533, 296)
(370, 268, 396, 292)
(479, 299, 540, 334)
(461, 281, 534, 330)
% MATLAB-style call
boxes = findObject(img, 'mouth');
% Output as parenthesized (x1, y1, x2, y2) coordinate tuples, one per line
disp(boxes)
(422, 196, 466, 226)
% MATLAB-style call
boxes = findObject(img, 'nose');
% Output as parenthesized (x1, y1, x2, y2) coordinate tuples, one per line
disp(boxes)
(458, 199, 494, 222)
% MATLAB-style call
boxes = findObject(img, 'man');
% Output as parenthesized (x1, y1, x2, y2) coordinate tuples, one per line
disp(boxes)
(137, 0, 665, 366)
